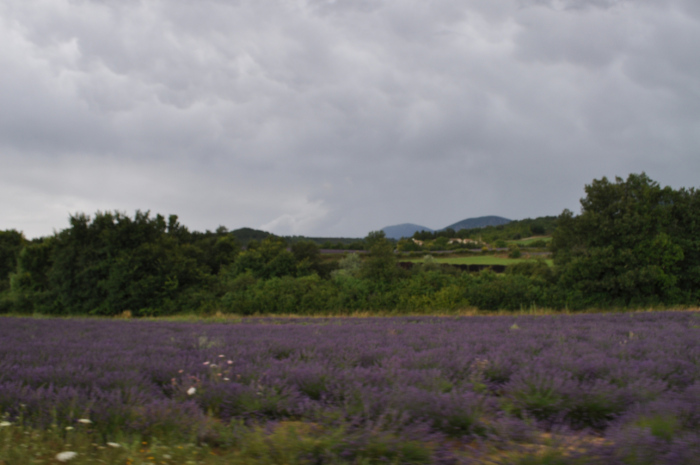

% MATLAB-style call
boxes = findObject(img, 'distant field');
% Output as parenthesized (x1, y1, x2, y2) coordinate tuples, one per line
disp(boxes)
(407, 255, 554, 266)
(507, 235, 552, 245)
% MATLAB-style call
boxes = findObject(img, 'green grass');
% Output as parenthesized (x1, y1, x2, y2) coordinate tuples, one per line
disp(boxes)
(507, 236, 552, 246)
(405, 256, 554, 266)
(0, 417, 608, 465)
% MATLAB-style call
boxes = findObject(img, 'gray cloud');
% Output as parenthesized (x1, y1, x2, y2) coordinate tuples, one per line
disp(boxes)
(1, 0, 698, 238)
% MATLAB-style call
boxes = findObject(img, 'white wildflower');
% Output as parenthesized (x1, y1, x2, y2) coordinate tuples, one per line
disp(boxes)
(65, 426, 74, 431)
(0, 421, 11, 427)
(203, 361, 210, 365)
(106, 442, 121, 448)
(223, 377, 230, 381)
(218, 355, 225, 358)
(187, 387, 196, 395)
(56, 451, 78, 462)
(227, 360, 233, 364)
(77, 418, 92, 424)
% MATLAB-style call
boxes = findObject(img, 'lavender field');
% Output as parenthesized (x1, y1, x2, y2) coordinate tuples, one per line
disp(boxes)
(1, 312, 700, 464)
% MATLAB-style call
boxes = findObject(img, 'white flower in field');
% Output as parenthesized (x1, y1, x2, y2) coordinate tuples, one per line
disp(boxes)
(227, 360, 233, 364)
(218, 354, 225, 358)
(0, 421, 11, 427)
(187, 387, 196, 395)
(106, 442, 121, 448)
(56, 451, 78, 462)
(77, 418, 92, 424)
(203, 361, 210, 365)
(65, 426, 74, 431)
(223, 377, 230, 381)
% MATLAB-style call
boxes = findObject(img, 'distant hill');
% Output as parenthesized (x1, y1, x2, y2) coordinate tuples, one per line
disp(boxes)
(443, 216, 511, 231)
(381, 216, 512, 239)
(230, 227, 271, 246)
(381, 223, 434, 240)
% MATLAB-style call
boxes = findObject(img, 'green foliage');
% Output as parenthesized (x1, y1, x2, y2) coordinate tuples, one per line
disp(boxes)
(396, 270, 466, 312)
(229, 236, 296, 280)
(360, 231, 400, 285)
(229, 227, 271, 247)
(189, 230, 240, 275)
(419, 255, 440, 272)
(507, 260, 554, 282)
(2, 211, 232, 316)
(522, 239, 549, 248)
(0, 417, 438, 465)
(290, 240, 324, 277)
(633, 415, 681, 443)
(508, 245, 522, 259)
(565, 390, 627, 430)
(467, 269, 563, 311)
(8, 239, 54, 313)
(0, 230, 25, 292)
(552, 173, 699, 307)
(413, 216, 558, 244)
(4, 172, 697, 316)
(331, 253, 363, 279)
(430, 236, 450, 251)
(396, 238, 423, 252)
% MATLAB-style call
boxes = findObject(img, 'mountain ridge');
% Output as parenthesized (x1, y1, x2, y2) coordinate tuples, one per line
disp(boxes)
(381, 223, 434, 241)
(381, 216, 511, 240)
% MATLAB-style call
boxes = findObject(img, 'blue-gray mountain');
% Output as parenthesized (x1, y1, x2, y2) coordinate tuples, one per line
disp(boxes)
(381, 216, 511, 240)
(381, 223, 434, 241)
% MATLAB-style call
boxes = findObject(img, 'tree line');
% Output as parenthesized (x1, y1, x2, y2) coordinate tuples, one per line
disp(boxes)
(1, 173, 698, 316)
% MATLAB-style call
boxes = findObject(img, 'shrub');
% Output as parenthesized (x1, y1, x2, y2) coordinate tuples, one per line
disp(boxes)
(508, 245, 522, 259)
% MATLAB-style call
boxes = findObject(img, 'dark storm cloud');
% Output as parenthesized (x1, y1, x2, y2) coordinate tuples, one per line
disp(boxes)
(1, 0, 698, 238)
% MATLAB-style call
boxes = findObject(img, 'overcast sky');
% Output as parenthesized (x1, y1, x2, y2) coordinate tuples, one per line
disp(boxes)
(2, 0, 699, 239)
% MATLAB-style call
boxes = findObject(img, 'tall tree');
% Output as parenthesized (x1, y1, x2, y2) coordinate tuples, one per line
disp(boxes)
(0, 230, 25, 292)
(552, 173, 697, 307)
(360, 231, 399, 284)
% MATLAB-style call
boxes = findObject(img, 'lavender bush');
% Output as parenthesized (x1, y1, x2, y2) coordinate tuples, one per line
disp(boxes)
(1, 312, 699, 463)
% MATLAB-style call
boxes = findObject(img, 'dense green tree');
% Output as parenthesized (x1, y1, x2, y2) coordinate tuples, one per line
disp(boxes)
(331, 253, 363, 279)
(189, 229, 240, 275)
(360, 231, 399, 284)
(396, 238, 422, 252)
(437, 228, 456, 239)
(8, 238, 54, 312)
(230, 236, 296, 280)
(291, 240, 322, 276)
(552, 173, 697, 307)
(667, 185, 700, 298)
(413, 230, 434, 241)
(6, 211, 217, 315)
(430, 237, 450, 251)
(0, 230, 25, 292)
(101, 238, 205, 316)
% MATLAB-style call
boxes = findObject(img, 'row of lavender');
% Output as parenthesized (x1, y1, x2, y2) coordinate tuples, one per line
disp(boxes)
(1, 313, 699, 463)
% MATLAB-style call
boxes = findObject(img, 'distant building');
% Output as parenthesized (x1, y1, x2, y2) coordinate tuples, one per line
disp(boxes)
(448, 238, 478, 245)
